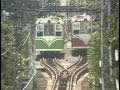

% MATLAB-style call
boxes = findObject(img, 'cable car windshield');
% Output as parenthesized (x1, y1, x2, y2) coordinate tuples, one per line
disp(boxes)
(72, 21, 92, 34)
(44, 24, 55, 36)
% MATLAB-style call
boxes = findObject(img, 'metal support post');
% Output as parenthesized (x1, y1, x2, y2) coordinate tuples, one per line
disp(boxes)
(109, 43, 112, 81)
(19, 15, 22, 90)
(100, 0, 105, 90)
(16, 7, 22, 89)
(108, 0, 112, 81)
(13, 57, 16, 90)
(108, 0, 111, 29)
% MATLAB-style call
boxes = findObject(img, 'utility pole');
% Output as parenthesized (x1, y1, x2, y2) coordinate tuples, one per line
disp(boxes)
(16, 12, 22, 90)
(13, 56, 16, 90)
(108, 0, 113, 81)
(16, 1, 23, 89)
(100, 0, 105, 90)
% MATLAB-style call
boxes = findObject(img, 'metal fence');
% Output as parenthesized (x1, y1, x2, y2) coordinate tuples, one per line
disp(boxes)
(22, 69, 37, 90)
(22, 50, 37, 90)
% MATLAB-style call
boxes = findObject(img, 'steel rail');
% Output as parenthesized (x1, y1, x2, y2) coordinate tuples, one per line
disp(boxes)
(54, 57, 65, 70)
(41, 58, 58, 90)
(66, 55, 82, 90)
(70, 63, 88, 90)
(67, 55, 81, 70)
(40, 58, 53, 79)
(69, 57, 88, 90)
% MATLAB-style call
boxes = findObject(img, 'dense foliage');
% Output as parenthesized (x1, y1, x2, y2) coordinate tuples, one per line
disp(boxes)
(1, 0, 62, 89)
(87, 21, 101, 87)
(87, 0, 119, 89)
(1, 10, 30, 90)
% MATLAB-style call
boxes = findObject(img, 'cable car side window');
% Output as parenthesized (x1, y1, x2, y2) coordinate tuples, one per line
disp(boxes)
(73, 22, 80, 30)
(55, 24, 62, 36)
(36, 24, 44, 37)
(72, 22, 80, 34)
(37, 24, 44, 31)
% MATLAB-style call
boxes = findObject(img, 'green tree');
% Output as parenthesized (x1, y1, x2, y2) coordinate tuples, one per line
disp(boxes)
(87, 21, 101, 88)
(87, 0, 119, 89)
(1, 10, 30, 90)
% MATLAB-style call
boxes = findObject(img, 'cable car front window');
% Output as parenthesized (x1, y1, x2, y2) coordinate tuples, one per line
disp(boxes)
(44, 24, 55, 36)
(72, 22, 80, 34)
(73, 22, 80, 30)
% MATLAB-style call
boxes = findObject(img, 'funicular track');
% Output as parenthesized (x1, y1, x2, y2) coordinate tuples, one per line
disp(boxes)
(68, 57, 88, 90)
(40, 58, 58, 90)
(58, 69, 69, 90)
(54, 57, 70, 90)
(53, 55, 87, 90)
(47, 57, 69, 90)
(39, 55, 88, 90)
(67, 55, 81, 71)
(43, 56, 71, 90)
(45, 57, 65, 90)
(40, 57, 66, 90)
(54, 57, 65, 71)
(53, 55, 84, 90)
